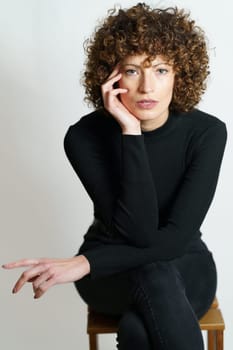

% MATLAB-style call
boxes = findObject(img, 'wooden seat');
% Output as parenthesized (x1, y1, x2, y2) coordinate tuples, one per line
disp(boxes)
(87, 297, 225, 350)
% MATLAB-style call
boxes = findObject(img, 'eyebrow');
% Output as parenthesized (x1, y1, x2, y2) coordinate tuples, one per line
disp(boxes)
(122, 62, 169, 68)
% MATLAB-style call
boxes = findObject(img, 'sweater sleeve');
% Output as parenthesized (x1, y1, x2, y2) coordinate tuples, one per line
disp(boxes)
(64, 124, 159, 248)
(64, 120, 227, 279)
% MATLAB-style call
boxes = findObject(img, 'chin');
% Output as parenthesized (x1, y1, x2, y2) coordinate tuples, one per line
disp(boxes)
(134, 111, 159, 120)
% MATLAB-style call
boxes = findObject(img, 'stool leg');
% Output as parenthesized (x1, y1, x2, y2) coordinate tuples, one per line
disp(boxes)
(207, 330, 215, 350)
(89, 333, 98, 350)
(216, 330, 223, 350)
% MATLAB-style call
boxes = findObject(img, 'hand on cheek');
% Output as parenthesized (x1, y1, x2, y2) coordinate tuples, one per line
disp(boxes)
(101, 67, 141, 134)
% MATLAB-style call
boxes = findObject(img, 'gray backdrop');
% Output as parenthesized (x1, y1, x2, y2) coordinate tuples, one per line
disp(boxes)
(1, 0, 232, 349)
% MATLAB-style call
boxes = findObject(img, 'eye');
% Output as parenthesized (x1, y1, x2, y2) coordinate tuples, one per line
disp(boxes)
(157, 68, 168, 75)
(125, 69, 138, 76)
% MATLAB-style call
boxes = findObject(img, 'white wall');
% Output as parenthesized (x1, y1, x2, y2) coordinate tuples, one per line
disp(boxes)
(1, 1, 232, 349)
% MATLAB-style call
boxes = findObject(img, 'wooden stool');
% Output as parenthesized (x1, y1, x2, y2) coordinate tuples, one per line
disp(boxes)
(87, 297, 225, 350)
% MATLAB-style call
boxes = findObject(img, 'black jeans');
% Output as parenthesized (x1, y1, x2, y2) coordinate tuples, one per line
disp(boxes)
(75, 250, 217, 350)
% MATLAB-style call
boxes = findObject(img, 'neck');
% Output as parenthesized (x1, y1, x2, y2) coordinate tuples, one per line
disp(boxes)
(140, 112, 169, 132)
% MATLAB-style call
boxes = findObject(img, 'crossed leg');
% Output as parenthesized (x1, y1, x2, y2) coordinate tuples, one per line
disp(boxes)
(76, 250, 217, 350)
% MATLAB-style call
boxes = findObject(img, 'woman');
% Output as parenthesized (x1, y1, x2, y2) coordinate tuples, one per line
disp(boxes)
(3, 4, 227, 350)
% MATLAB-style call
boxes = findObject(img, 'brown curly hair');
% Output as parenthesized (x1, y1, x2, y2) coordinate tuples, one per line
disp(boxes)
(83, 3, 209, 112)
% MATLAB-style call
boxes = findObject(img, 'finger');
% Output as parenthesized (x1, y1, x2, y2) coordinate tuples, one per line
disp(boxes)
(33, 270, 51, 291)
(102, 73, 122, 92)
(2, 257, 60, 269)
(12, 264, 49, 294)
(110, 88, 128, 96)
(34, 277, 56, 299)
(103, 89, 128, 110)
(107, 64, 120, 79)
(2, 259, 40, 269)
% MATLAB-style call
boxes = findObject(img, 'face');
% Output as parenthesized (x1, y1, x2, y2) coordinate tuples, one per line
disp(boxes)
(118, 54, 175, 126)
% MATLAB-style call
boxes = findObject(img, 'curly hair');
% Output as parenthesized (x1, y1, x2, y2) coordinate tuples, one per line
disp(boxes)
(83, 3, 209, 112)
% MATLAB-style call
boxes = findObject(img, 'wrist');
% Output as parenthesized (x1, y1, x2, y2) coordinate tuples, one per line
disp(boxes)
(74, 255, 91, 275)
(122, 127, 141, 135)
(81, 255, 91, 274)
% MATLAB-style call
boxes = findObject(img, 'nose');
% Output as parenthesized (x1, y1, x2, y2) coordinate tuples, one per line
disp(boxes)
(138, 72, 154, 93)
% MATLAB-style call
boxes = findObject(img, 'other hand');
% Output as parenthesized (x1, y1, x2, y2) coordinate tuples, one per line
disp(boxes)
(2, 255, 90, 299)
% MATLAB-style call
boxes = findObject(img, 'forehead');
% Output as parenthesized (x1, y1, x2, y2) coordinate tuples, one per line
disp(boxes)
(122, 54, 170, 66)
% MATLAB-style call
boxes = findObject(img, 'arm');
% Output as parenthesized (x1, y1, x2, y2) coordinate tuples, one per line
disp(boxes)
(64, 66, 159, 248)
(1, 67, 159, 297)
(64, 128, 158, 248)
(65, 121, 227, 279)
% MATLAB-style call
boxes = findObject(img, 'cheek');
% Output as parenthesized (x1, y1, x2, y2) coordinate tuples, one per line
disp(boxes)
(119, 79, 133, 104)
(120, 91, 130, 106)
(162, 80, 175, 99)
(119, 76, 136, 90)
(169, 76, 175, 93)
(118, 77, 127, 89)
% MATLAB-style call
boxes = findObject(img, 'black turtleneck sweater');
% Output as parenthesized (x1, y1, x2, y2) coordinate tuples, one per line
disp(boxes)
(64, 108, 227, 279)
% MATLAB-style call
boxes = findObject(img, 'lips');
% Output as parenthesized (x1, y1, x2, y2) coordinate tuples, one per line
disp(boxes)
(136, 99, 158, 109)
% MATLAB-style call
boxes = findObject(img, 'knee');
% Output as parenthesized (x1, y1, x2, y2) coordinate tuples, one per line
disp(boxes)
(117, 311, 150, 350)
